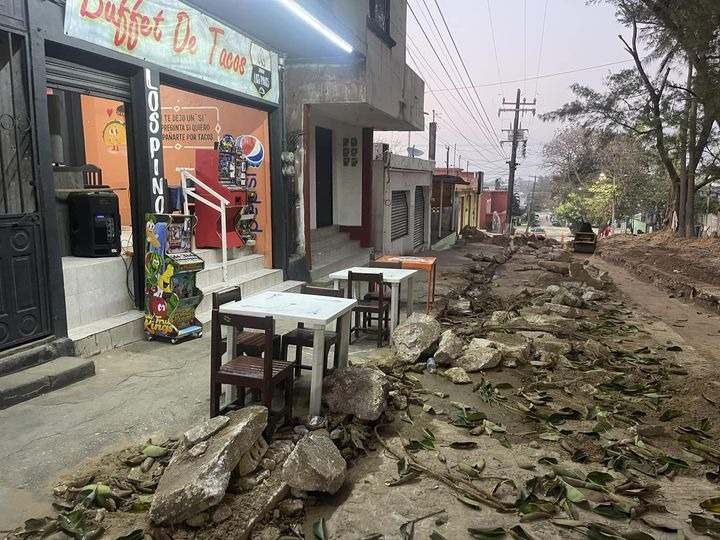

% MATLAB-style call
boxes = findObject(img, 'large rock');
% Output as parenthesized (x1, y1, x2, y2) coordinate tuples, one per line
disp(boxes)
(582, 290, 607, 302)
(484, 332, 533, 363)
(434, 330, 465, 366)
(391, 313, 442, 364)
(444, 367, 472, 384)
(236, 436, 269, 476)
(552, 291, 584, 308)
(182, 416, 229, 448)
(537, 261, 570, 275)
(569, 262, 606, 289)
(283, 432, 346, 494)
(455, 346, 502, 372)
(149, 407, 268, 524)
(543, 303, 582, 319)
(323, 367, 389, 421)
(533, 335, 572, 355)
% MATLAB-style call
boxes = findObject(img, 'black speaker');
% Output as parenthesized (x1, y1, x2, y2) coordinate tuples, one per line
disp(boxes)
(68, 192, 121, 257)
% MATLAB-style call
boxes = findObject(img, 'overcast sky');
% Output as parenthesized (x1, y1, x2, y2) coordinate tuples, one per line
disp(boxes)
(384, 0, 633, 182)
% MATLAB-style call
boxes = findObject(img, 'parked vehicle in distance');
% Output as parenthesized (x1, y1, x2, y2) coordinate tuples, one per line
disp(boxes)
(551, 218, 561, 226)
(528, 226, 547, 239)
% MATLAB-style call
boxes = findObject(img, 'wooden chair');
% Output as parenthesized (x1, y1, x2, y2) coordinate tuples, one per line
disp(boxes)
(363, 261, 402, 328)
(280, 285, 344, 377)
(210, 312, 294, 430)
(348, 271, 391, 348)
(81, 164, 106, 188)
(212, 287, 281, 358)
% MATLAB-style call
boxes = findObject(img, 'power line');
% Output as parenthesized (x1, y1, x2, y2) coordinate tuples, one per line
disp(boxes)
(486, 0, 505, 97)
(431, 0, 506, 158)
(425, 59, 633, 93)
(407, 45, 503, 164)
(534, 0, 549, 99)
(407, 1, 504, 158)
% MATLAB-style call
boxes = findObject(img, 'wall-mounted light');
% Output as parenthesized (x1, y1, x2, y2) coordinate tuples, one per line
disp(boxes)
(278, 0, 353, 54)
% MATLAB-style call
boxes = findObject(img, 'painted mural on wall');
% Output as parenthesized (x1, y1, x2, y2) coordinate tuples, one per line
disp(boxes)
(64, 0, 280, 103)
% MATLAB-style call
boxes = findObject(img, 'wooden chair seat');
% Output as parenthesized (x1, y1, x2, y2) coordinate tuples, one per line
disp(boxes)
(280, 285, 344, 377)
(217, 356, 294, 381)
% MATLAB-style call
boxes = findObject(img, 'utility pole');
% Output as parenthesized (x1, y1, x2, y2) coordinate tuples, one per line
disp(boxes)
(428, 109, 437, 161)
(439, 145, 449, 239)
(499, 89, 536, 237)
(453, 144, 457, 169)
(525, 175, 537, 233)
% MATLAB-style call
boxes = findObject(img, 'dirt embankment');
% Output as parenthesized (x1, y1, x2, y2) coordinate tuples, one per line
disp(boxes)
(598, 231, 720, 313)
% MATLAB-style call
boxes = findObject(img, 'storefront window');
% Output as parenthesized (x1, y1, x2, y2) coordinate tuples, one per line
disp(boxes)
(160, 85, 273, 262)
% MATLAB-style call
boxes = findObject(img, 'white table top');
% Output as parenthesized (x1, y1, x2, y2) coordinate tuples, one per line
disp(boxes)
(219, 291, 357, 326)
(328, 266, 418, 283)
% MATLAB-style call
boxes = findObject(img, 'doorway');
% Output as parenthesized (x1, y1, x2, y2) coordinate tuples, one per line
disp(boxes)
(315, 126, 333, 228)
(0, 31, 51, 351)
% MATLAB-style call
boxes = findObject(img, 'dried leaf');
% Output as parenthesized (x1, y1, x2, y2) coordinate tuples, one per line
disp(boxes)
(586, 471, 615, 487)
(400, 411, 414, 425)
(313, 517, 327, 540)
(468, 527, 506, 538)
(116, 531, 145, 540)
(551, 519, 582, 528)
(449, 441, 478, 450)
(539, 432, 560, 441)
(659, 409, 683, 422)
(141, 444, 168, 458)
(509, 524, 537, 540)
(563, 481, 587, 504)
(690, 513, 720, 535)
(430, 531, 448, 540)
(700, 497, 720, 514)
(454, 493, 484, 510)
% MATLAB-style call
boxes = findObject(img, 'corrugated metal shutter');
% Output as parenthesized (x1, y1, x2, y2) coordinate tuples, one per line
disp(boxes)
(391, 191, 408, 240)
(414, 186, 425, 246)
(45, 57, 132, 101)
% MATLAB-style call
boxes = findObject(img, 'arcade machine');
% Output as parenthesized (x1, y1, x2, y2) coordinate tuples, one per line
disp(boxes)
(144, 213, 205, 344)
(193, 134, 263, 249)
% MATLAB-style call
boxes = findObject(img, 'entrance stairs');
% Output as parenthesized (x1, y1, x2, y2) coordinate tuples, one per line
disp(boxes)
(310, 226, 373, 282)
(66, 248, 302, 357)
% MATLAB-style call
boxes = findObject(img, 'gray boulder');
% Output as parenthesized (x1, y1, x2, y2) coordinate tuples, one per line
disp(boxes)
(455, 346, 502, 372)
(149, 406, 267, 524)
(552, 291, 584, 308)
(533, 335, 572, 355)
(582, 290, 607, 302)
(569, 262, 606, 289)
(543, 303, 582, 319)
(434, 330, 465, 366)
(391, 313, 442, 364)
(484, 332, 533, 363)
(444, 367, 472, 384)
(323, 366, 389, 421)
(283, 432, 346, 494)
(182, 416, 229, 448)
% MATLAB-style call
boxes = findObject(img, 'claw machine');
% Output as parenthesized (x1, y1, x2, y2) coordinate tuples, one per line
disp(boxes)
(144, 214, 205, 343)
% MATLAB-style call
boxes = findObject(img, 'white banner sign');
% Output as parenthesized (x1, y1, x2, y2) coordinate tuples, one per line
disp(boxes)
(64, 0, 280, 104)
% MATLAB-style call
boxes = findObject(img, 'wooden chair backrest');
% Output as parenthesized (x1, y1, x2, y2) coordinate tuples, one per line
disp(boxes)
(81, 164, 103, 187)
(348, 271, 385, 303)
(300, 284, 345, 298)
(211, 312, 274, 372)
(212, 286, 242, 310)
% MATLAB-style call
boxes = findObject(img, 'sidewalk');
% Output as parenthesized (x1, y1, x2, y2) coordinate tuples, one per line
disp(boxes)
(0, 258, 448, 532)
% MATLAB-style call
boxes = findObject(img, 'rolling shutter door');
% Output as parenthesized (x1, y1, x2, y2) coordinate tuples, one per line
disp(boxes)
(414, 186, 425, 246)
(391, 191, 408, 240)
(45, 57, 132, 101)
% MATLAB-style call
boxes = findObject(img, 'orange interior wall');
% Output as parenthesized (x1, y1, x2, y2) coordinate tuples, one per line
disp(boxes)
(80, 95, 132, 228)
(159, 86, 273, 265)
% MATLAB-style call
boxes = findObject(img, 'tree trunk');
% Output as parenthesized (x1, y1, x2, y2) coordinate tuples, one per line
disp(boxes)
(677, 61, 693, 236)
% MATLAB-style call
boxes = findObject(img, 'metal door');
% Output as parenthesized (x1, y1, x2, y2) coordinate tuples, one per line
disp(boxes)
(414, 186, 425, 247)
(0, 30, 50, 351)
(315, 127, 333, 228)
(391, 191, 408, 240)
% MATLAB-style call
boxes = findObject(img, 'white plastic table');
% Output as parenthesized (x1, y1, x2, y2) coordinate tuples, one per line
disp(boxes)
(328, 267, 418, 344)
(219, 291, 357, 417)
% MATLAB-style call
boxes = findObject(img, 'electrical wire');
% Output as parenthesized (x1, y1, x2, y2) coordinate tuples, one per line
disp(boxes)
(407, 1, 505, 159)
(425, 59, 633, 93)
(486, 0, 505, 98)
(431, 0, 507, 158)
(534, 0, 549, 100)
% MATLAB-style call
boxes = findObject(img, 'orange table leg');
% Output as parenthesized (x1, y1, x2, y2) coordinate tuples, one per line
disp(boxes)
(425, 268, 432, 314)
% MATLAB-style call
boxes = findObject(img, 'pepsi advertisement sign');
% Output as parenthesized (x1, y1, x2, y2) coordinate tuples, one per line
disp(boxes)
(64, 0, 279, 104)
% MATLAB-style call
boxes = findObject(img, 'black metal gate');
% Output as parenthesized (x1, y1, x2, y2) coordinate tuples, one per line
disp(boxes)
(414, 186, 425, 247)
(0, 30, 50, 351)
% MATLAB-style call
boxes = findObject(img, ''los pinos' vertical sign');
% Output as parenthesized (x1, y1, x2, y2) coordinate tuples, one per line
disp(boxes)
(64, 0, 280, 104)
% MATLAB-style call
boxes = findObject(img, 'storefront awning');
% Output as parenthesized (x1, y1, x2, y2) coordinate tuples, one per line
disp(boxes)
(433, 175, 470, 185)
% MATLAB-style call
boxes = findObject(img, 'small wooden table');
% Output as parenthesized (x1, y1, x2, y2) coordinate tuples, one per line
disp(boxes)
(376, 255, 438, 314)
(328, 266, 418, 345)
(219, 291, 357, 417)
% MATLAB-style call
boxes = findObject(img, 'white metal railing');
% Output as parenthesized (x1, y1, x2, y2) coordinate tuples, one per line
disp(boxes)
(177, 167, 230, 282)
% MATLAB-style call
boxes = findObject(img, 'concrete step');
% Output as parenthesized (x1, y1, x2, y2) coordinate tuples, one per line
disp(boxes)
(196, 268, 284, 314)
(313, 236, 368, 268)
(70, 269, 293, 357)
(0, 356, 95, 409)
(310, 246, 374, 282)
(310, 225, 341, 243)
(0, 337, 75, 377)
(194, 247, 251, 265)
(196, 254, 266, 290)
